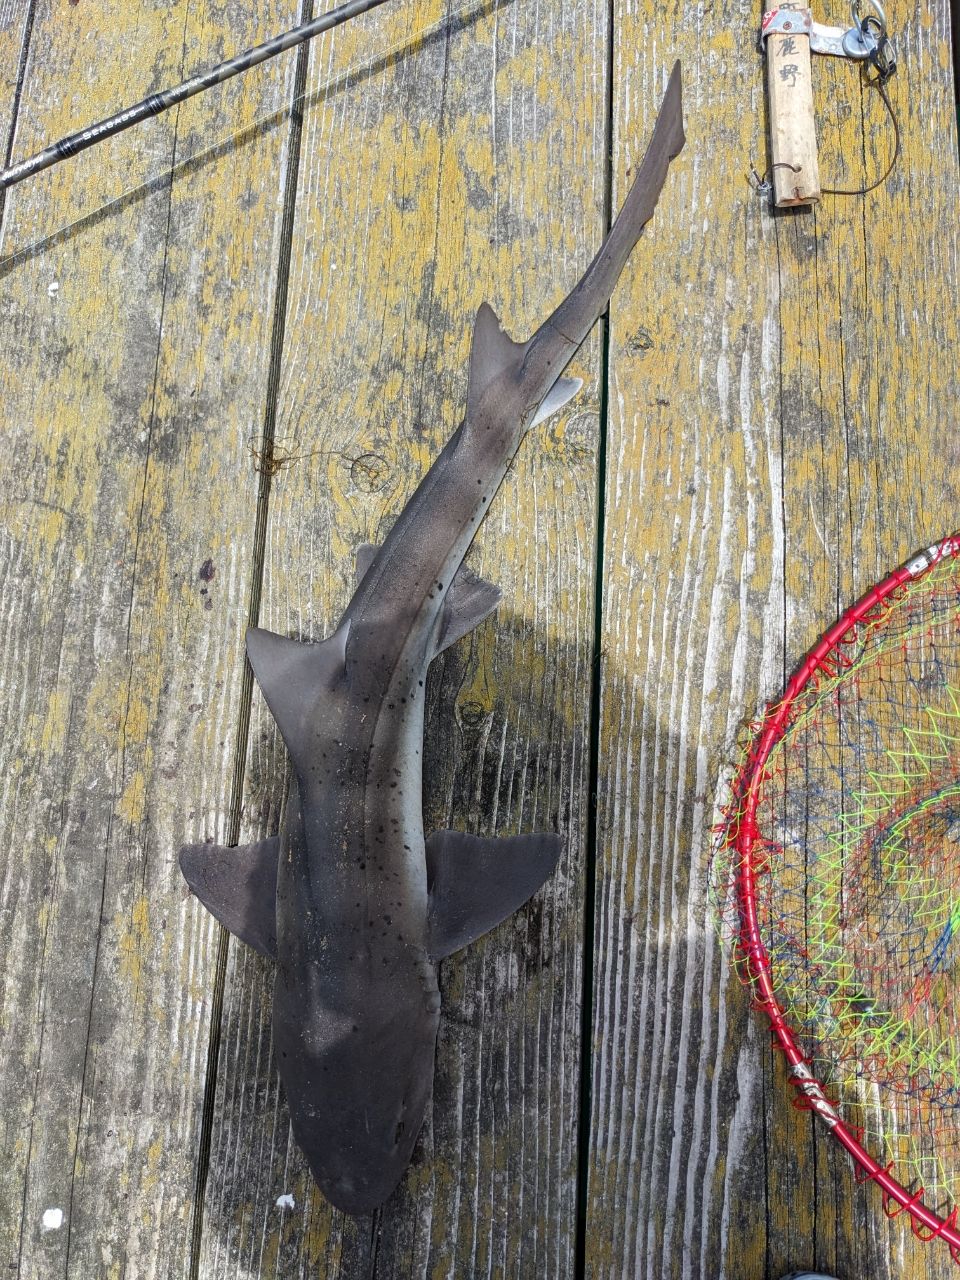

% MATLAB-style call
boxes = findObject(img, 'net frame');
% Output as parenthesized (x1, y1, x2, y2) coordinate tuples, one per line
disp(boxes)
(723, 532, 960, 1261)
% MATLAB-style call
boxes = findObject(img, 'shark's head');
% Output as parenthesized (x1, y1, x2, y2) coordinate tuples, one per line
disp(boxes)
(273, 954, 441, 1215)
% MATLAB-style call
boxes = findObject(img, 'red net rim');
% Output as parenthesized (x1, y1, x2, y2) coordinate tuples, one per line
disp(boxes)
(727, 532, 960, 1255)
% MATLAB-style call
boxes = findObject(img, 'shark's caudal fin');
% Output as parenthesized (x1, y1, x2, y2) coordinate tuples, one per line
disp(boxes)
(526, 63, 684, 376)
(180, 836, 279, 958)
(246, 623, 349, 756)
(425, 829, 562, 960)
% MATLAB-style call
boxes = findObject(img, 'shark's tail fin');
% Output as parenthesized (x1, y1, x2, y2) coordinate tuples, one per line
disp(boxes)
(537, 61, 684, 358)
(606, 61, 685, 262)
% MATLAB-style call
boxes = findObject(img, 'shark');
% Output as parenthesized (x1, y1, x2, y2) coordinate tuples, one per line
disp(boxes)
(180, 62, 684, 1216)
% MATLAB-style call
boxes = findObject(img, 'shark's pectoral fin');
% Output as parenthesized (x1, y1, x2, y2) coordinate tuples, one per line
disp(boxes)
(246, 622, 349, 755)
(529, 376, 583, 427)
(435, 563, 502, 654)
(179, 836, 279, 958)
(425, 829, 562, 960)
(466, 302, 527, 416)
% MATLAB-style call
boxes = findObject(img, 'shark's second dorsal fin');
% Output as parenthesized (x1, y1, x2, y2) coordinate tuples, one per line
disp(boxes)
(180, 836, 279, 958)
(246, 623, 349, 756)
(425, 829, 562, 960)
(467, 302, 526, 417)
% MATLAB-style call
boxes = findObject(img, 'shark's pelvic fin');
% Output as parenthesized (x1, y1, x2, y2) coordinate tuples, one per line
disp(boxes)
(435, 563, 502, 655)
(529, 376, 583, 428)
(246, 623, 349, 755)
(180, 836, 279, 958)
(466, 302, 526, 417)
(425, 829, 563, 960)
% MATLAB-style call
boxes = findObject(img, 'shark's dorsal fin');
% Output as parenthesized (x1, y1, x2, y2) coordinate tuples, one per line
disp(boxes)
(467, 302, 526, 417)
(246, 623, 349, 756)
(435, 563, 502, 655)
(425, 829, 562, 960)
(180, 836, 279, 958)
(354, 542, 379, 586)
(529, 376, 583, 428)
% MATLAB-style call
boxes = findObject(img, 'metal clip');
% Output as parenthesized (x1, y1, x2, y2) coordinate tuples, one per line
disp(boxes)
(760, 0, 896, 80)
(839, 0, 897, 79)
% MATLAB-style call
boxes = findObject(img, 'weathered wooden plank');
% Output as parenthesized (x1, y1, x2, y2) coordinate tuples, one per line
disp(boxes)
(0, 3, 31, 151)
(0, 2, 301, 1275)
(588, 1, 960, 1278)
(196, 0, 610, 1273)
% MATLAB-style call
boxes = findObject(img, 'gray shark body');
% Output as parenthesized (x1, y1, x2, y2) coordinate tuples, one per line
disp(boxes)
(180, 63, 684, 1215)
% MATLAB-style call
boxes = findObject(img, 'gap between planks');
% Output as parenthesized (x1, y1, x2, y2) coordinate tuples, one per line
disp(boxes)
(186, 3, 317, 1275)
(574, 0, 617, 1269)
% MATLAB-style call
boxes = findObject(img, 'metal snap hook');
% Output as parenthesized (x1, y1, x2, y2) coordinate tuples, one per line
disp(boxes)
(842, 0, 895, 79)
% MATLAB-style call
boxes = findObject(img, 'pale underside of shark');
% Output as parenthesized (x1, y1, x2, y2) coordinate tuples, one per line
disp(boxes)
(180, 62, 684, 1216)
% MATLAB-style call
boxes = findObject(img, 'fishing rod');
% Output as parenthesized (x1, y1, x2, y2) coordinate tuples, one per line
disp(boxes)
(0, 0, 395, 193)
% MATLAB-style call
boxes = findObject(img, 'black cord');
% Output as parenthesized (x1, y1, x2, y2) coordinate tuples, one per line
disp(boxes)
(822, 74, 900, 197)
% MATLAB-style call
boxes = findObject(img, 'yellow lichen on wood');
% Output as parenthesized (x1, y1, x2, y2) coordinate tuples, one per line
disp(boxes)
(195, 0, 609, 1274)
(0, 2, 311, 1277)
(587, 2, 960, 1278)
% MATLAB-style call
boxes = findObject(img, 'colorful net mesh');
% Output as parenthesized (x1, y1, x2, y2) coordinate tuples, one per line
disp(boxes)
(714, 536, 960, 1257)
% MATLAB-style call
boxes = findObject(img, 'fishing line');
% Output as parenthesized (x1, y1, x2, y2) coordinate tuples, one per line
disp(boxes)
(821, 73, 900, 196)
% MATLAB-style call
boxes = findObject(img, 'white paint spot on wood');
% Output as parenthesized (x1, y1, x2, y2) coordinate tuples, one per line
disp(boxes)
(47, 280, 59, 298)
(41, 1208, 63, 1232)
(275, 1193, 295, 1211)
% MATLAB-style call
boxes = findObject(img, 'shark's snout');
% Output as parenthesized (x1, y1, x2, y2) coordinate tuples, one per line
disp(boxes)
(274, 961, 439, 1215)
(289, 1081, 429, 1215)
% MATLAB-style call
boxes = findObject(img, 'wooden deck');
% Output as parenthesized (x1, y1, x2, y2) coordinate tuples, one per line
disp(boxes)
(2, 1, 959, 1276)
